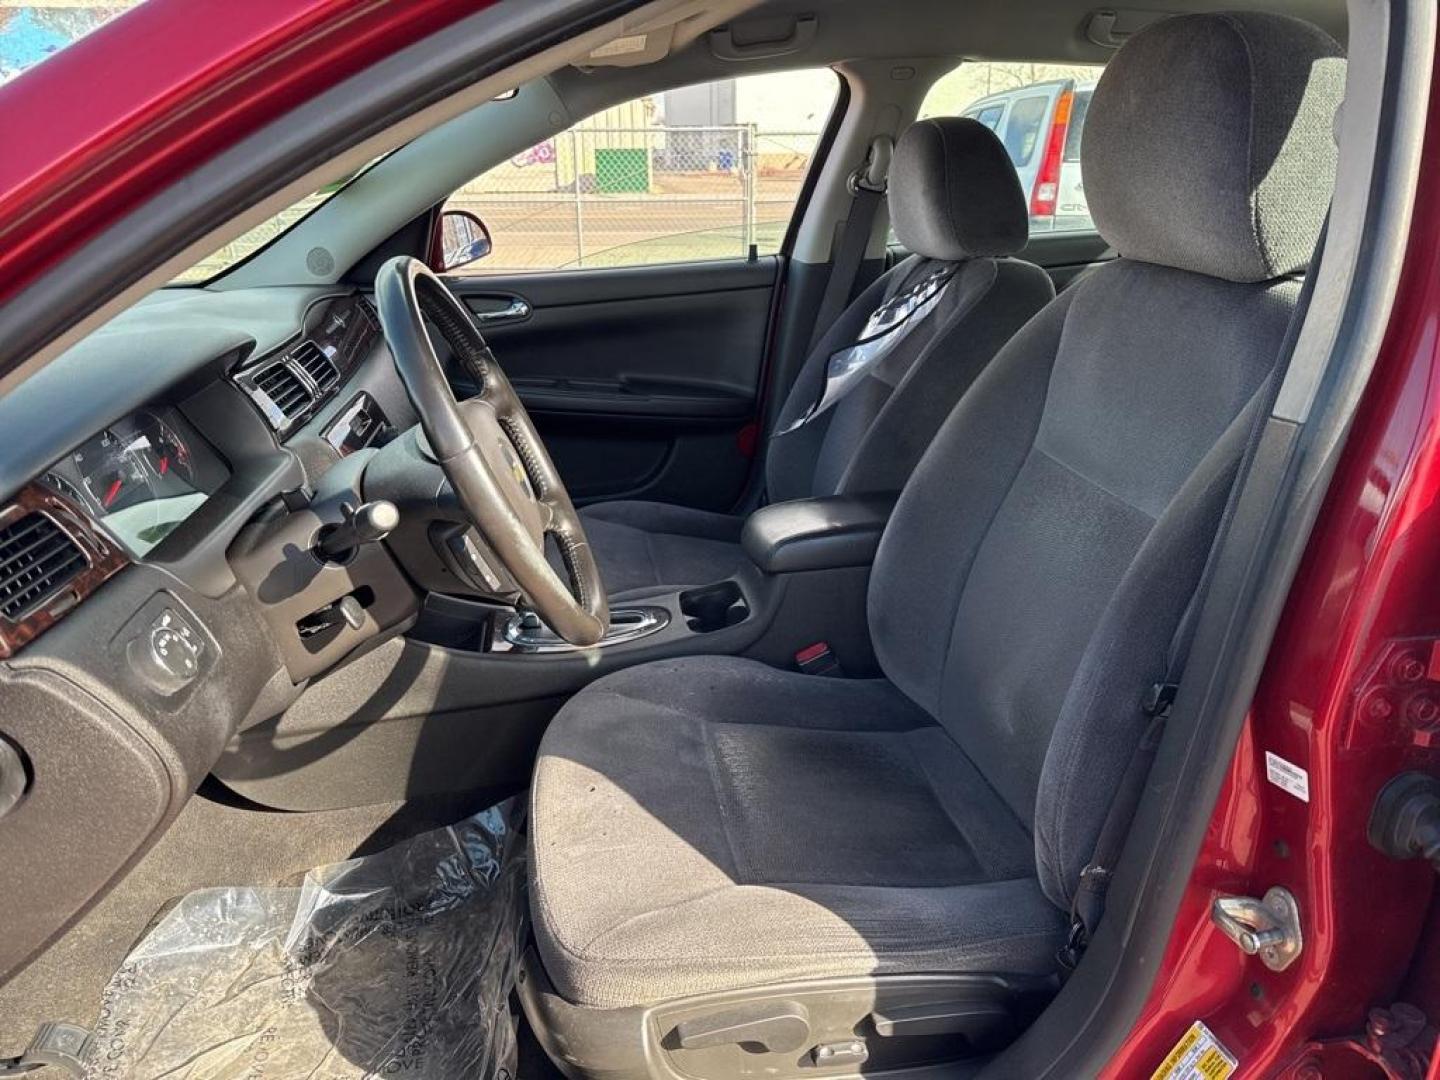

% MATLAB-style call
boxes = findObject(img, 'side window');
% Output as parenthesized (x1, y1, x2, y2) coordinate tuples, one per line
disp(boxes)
(963, 104, 1006, 132)
(445, 69, 839, 274)
(916, 61, 1104, 235)
(999, 95, 1050, 167)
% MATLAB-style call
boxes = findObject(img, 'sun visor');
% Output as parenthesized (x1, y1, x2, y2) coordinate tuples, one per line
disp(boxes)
(579, 24, 678, 68)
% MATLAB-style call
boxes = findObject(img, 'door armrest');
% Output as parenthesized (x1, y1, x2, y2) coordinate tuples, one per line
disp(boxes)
(742, 494, 897, 574)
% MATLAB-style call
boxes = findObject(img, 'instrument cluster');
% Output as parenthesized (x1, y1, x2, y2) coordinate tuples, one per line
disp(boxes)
(40, 408, 228, 557)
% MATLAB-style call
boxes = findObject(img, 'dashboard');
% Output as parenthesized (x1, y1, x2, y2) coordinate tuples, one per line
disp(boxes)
(20, 292, 395, 563)
(0, 284, 423, 983)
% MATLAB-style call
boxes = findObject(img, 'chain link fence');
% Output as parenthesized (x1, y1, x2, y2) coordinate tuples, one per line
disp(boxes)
(447, 125, 822, 273)
(175, 125, 823, 283)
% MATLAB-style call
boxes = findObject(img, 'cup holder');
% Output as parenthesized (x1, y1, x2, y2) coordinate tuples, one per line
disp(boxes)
(679, 581, 750, 633)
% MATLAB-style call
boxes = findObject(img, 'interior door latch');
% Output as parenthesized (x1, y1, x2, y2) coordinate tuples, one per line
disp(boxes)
(1211, 886, 1304, 971)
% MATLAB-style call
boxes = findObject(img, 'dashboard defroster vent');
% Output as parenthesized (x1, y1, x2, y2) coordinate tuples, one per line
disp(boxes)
(292, 341, 340, 392)
(0, 512, 88, 621)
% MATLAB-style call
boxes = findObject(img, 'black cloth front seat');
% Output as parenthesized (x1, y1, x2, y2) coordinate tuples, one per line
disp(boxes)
(532, 5, 1342, 1034)
(575, 118, 1054, 597)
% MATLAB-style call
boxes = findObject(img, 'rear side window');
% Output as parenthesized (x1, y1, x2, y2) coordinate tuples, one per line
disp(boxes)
(917, 61, 1104, 235)
(964, 104, 1005, 132)
(442, 69, 839, 274)
(1000, 95, 1050, 167)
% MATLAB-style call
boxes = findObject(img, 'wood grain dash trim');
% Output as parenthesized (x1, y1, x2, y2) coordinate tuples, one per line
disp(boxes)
(0, 484, 129, 659)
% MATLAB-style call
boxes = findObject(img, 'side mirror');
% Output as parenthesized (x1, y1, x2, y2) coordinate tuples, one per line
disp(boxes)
(437, 210, 492, 272)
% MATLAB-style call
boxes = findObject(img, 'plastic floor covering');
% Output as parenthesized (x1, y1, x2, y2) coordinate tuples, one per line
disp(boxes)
(81, 802, 526, 1080)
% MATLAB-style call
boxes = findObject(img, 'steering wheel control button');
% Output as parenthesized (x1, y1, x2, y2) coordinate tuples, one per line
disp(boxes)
(448, 531, 504, 592)
(126, 606, 207, 695)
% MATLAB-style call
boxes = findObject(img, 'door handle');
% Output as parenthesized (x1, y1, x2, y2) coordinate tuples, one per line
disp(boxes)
(471, 298, 531, 326)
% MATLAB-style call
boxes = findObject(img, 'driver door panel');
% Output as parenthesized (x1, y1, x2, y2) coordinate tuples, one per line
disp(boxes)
(445, 257, 776, 509)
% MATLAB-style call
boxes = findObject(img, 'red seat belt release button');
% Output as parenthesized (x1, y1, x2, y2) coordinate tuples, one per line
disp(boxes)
(795, 642, 842, 677)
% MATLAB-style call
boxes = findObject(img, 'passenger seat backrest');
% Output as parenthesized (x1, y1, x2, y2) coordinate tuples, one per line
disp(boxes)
(765, 118, 1053, 503)
(866, 11, 1345, 910)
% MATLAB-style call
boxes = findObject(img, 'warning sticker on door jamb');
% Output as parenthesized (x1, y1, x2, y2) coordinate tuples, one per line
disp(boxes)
(1265, 751, 1311, 803)
(1151, 1020, 1239, 1080)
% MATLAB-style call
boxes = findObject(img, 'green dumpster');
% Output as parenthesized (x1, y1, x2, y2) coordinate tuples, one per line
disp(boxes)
(594, 148, 650, 193)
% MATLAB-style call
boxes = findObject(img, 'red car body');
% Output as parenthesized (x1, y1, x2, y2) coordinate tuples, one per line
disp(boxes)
(1, 2, 1437, 1075)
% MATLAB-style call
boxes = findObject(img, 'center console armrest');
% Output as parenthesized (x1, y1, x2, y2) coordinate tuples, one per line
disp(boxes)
(742, 493, 897, 574)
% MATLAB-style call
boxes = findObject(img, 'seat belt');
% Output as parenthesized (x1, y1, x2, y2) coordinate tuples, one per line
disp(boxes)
(1056, 392, 1270, 972)
(776, 260, 961, 435)
(808, 135, 892, 350)
(1058, 229, 1327, 971)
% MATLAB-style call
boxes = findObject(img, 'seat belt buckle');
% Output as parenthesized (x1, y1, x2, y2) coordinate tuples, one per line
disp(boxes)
(1142, 681, 1178, 718)
(1058, 863, 1113, 974)
(795, 642, 843, 677)
(1056, 918, 1087, 973)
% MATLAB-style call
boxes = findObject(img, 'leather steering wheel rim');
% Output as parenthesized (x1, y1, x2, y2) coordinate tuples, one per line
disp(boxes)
(374, 256, 608, 646)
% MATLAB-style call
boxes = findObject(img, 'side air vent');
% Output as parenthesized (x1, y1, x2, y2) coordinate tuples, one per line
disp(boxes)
(292, 341, 339, 392)
(358, 297, 381, 333)
(0, 512, 88, 621)
(252, 361, 313, 423)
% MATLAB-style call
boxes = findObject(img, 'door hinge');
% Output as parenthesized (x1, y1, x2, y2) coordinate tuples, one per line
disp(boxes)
(1283, 1003, 1437, 1080)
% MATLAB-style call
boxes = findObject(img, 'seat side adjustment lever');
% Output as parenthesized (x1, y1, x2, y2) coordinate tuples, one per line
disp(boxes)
(870, 999, 1015, 1043)
(672, 1001, 810, 1054)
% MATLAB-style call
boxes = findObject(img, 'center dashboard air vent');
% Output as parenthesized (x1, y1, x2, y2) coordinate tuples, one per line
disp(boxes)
(0, 511, 88, 621)
(233, 297, 380, 437)
(291, 341, 340, 393)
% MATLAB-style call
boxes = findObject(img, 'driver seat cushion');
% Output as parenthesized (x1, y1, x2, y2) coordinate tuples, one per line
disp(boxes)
(572, 500, 747, 598)
(530, 655, 1068, 1010)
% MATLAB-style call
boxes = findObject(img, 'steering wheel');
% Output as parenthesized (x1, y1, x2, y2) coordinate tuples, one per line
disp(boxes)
(374, 256, 608, 646)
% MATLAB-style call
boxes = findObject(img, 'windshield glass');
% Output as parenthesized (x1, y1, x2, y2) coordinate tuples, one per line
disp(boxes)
(171, 187, 336, 284)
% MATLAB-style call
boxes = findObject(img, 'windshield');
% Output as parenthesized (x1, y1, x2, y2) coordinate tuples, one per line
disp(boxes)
(171, 186, 341, 284)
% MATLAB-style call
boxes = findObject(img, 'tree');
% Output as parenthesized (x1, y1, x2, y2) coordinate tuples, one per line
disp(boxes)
(919, 62, 1101, 119)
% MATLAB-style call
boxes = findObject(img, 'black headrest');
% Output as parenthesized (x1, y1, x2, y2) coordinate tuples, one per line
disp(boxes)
(888, 117, 1029, 262)
(1083, 11, 1345, 282)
